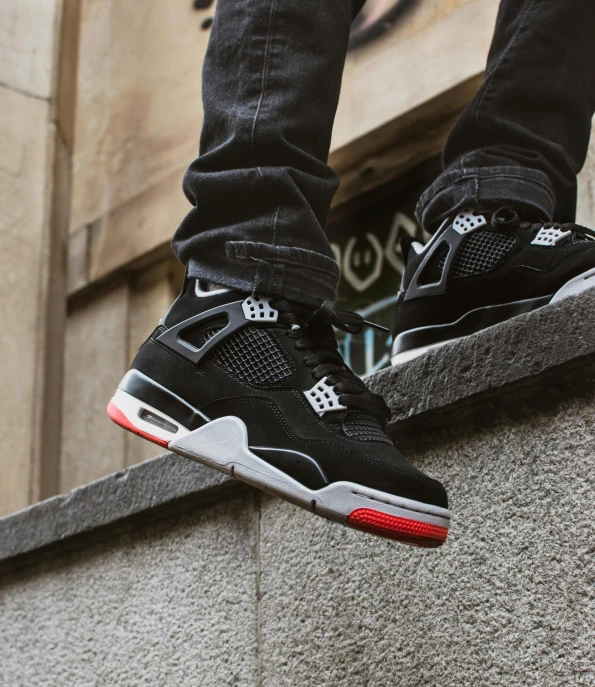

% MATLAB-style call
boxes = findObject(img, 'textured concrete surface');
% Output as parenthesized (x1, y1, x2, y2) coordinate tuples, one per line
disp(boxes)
(1, 289, 594, 686)
(367, 289, 595, 424)
(61, 283, 130, 491)
(259, 375, 595, 687)
(4, 291, 592, 564)
(0, 493, 259, 687)
(0, 452, 233, 566)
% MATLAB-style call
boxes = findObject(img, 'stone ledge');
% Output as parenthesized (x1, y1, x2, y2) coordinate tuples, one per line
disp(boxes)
(0, 453, 236, 570)
(1, 289, 593, 569)
(367, 289, 595, 427)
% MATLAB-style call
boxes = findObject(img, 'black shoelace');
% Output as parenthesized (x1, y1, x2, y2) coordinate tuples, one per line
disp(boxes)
(492, 207, 595, 240)
(270, 299, 391, 423)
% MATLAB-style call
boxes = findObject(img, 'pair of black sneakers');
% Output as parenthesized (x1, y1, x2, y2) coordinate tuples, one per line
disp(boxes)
(108, 208, 595, 547)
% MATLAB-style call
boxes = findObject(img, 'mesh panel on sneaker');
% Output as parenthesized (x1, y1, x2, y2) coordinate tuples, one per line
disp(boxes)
(205, 326, 225, 341)
(342, 411, 392, 445)
(212, 327, 295, 385)
(181, 316, 228, 349)
(438, 231, 516, 278)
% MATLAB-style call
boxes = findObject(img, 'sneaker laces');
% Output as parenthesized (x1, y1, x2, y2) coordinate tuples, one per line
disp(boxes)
(519, 220, 595, 241)
(270, 299, 391, 423)
(492, 207, 595, 240)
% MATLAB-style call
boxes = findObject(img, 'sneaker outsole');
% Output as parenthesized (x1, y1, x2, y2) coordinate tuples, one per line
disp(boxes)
(392, 268, 595, 367)
(347, 508, 448, 547)
(107, 387, 451, 547)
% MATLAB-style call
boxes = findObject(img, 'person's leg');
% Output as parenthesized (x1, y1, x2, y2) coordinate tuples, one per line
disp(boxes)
(416, 0, 595, 232)
(392, 0, 595, 365)
(173, 0, 365, 307)
(109, 0, 451, 547)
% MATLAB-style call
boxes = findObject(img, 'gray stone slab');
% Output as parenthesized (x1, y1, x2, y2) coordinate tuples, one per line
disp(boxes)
(0, 451, 235, 567)
(367, 289, 595, 425)
(1, 289, 593, 571)
(0, 493, 259, 687)
(258, 372, 595, 687)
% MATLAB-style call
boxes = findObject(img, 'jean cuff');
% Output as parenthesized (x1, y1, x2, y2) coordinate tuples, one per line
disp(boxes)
(415, 165, 557, 232)
(187, 241, 340, 308)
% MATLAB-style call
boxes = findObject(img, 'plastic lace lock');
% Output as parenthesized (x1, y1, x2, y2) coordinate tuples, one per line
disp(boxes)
(452, 210, 487, 234)
(242, 296, 279, 322)
(304, 377, 347, 416)
(531, 226, 572, 247)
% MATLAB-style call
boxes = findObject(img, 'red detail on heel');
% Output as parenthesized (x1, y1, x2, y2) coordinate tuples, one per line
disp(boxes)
(347, 508, 448, 547)
(107, 401, 169, 448)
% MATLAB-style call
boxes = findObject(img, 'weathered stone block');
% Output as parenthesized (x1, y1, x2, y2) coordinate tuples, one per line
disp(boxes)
(0, 0, 59, 98)
(258, 372, 595, 687)
(1, 279, 593, 687)
(0, 85, 53, 516)
(61, 284, 129, 492)
(0, 494, 259, 687)
(368, 290, 595, 425)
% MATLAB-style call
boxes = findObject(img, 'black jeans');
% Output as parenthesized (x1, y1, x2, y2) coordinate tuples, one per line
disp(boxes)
(173, 0, 595, 307)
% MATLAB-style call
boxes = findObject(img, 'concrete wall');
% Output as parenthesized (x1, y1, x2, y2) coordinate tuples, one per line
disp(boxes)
(258, 385, 595, 686)
(0, 0, 62, 515)
(1, 292, 593, 687)
(0, 2, 594, 681)
(4, 0, 593, 512)
(1, 494, 260, 687)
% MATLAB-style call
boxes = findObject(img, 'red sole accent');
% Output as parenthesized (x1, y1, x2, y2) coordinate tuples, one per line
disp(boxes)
(107, 401, 169, 448)
(347, 508, 448, 548)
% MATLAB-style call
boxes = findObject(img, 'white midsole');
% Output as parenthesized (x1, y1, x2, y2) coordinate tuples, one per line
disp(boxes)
(391, 266, 595, 367)
(169, 416, 451, 528)
(109, 390, 451, 529)
(550, 265, 595, 303)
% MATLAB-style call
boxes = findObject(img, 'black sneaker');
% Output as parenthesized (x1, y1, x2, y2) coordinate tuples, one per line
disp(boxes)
(392, 207, 595, 365)
(108, 279, 450, 547)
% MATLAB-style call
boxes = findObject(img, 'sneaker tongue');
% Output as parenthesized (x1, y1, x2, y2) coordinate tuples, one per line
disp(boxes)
(491, 205, 552, 226)
(456, 206, 543, 226)
(453, 206, 536, 231)
(490, 207, 521, 229)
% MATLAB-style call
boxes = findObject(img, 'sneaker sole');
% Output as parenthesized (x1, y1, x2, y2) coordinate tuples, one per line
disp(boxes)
(391, 267, 595, 366)
(107, 386, 451, 547)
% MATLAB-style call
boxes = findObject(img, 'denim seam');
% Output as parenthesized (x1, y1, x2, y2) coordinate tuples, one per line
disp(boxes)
(234, 255, 338, 278)
(250, 0, 281, 248)
(475, 175, 556, 203)
(471, 173, 554, 193)
(447, 169, 553, 184)
(475, 0, 536, 128)
(226, 240, 338, 260)
(271, 203, 280, 246)
(422, 170, 557, 201)
(225, 244, 339, 277)
(188, 252, 339, 294)
(438, 171, 554, 192)
(416, 168, 557, 229)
